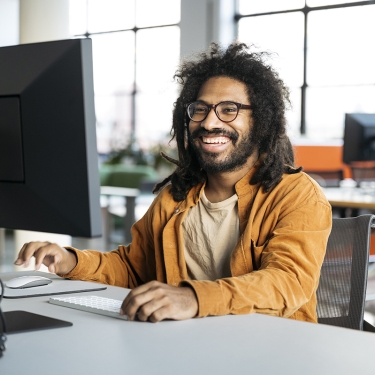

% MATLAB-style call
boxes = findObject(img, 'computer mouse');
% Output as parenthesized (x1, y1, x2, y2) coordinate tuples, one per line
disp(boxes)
(5, 276, 53, 289)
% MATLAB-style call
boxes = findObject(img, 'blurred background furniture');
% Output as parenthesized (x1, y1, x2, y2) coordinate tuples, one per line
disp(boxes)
(304, 169, 344, 188)
(99, 164, 158, 189)
(100, 186, 140, 245)
(350, 161, 375, 187)
(99, 164, 159, 244)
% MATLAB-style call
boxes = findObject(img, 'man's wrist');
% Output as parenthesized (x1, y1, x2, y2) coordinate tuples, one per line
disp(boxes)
(66, 249, 78, 273)
(60, 248, 78, 275)
(180, 283, 199, 318)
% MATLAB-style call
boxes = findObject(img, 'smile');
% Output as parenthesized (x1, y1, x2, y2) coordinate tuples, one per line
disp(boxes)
(201, 136, 230, 144)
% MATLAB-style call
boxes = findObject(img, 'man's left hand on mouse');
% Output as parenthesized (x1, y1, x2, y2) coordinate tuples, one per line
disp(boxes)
(120, 281, 198, 323)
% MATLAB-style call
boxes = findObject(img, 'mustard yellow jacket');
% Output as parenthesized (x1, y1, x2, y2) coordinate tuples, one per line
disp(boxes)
(65, 167, 332, 322)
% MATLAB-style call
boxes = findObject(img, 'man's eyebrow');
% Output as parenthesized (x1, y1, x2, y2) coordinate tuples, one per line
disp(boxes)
(194, 99, 238, 104)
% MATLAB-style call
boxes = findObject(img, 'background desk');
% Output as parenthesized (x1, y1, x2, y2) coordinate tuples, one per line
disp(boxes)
(2, 279, 375, 375)
(322, 187, 375, 260)
(100, 186, 140, 245)
(322, 187, 375, 211)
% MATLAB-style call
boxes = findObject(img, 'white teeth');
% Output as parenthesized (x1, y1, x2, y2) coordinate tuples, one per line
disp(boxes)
(202, 137, 230, 144)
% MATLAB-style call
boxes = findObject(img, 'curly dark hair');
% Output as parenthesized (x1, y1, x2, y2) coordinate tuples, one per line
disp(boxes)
(153, 42, 301, 201)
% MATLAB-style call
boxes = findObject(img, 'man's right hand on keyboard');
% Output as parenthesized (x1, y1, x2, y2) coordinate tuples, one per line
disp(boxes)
(14, 241, 77, 275)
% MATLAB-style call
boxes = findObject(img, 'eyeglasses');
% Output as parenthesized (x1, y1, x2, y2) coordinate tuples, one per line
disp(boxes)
(185, 101, 251, 123)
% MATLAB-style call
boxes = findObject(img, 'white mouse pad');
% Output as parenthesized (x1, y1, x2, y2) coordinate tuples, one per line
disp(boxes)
(1, 271, 107, 298)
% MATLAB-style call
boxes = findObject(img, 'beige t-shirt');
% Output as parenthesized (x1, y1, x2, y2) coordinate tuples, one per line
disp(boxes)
(182, 191, 240, 281)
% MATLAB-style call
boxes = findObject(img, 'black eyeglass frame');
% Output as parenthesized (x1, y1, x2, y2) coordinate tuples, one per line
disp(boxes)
(184, 101, 252, 123)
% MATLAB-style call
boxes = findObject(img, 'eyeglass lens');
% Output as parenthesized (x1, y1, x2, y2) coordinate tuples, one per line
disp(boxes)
(187, 102, 239, 122)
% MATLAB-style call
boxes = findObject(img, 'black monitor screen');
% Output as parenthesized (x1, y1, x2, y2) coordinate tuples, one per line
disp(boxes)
(0, 38, 102, 237)
(343, 113, 375, 165)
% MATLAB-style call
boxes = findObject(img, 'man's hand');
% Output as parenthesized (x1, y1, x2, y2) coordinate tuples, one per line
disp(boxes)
(121, 281, 198, 323)
(14, 241, 77, 275)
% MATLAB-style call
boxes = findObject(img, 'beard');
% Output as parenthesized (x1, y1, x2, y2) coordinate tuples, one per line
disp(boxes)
(188, 127, 257, 173)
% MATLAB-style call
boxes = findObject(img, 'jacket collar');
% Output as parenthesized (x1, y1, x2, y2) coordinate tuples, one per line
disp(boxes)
(177, 159, 261, 212)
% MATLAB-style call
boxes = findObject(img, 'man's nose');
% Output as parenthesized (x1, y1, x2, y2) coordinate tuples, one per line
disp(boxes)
(201, 108, 222, 129)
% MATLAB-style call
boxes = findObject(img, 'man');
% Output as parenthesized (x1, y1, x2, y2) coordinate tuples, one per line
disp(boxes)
(15, 42, 332, 323)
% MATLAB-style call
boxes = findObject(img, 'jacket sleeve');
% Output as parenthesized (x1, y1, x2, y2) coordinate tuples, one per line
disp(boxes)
(182, 177, 332, 319)
(60, 196, 161, 288)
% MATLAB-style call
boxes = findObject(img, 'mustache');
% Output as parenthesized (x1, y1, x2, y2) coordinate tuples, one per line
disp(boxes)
(189, 128, 239, 142)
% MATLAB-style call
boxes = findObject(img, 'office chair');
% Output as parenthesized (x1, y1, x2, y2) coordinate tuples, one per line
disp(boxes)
(316, 214, 375, 331)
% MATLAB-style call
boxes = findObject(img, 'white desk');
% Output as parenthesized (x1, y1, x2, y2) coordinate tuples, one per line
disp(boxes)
(322, 187, 375, 211)
(1, 276, 375, 374)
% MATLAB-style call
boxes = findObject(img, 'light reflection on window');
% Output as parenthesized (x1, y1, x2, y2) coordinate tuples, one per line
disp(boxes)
(307, 6, 375, 86)
(69, 0, 86, 35)
(306, 86, 375, 139)
(136, 26, 180, 147)
(237, 1, 375, 140)
(88, 0, 135, 33)
(91, 32, 135, 95)
(238, 0, 304, 14)
(69, 0, 180, 154)
(238, 11, 304, 138)
(136, 0, 181, 27)
(238, 12, 304, 88)
(307, 0, 365, 7)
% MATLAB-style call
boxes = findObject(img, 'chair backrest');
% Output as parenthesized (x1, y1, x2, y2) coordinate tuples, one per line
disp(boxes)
(316, 214, 375, 330)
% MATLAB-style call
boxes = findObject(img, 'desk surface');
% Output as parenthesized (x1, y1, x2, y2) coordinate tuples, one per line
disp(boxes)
(2, 276, 375, 375)
(101, 185, 140, 197)
(323, 187, 375, 210)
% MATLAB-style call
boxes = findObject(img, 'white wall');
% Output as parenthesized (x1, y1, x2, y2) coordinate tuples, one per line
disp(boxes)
(0, 0, 71, 46)
(180, 0, 236, 59)
(0, 0, 19, 46)
(19, 0, 69, 43)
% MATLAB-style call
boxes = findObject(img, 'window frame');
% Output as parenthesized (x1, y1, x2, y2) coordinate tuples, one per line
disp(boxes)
(71, 3, 181, 144)
(235, 0, 375, 135)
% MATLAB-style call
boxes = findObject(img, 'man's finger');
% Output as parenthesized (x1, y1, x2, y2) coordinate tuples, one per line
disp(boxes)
(148, 306, 170, 323)
(122, 289, 157, 321)
(48, 264, 56, 274)
(14, 243, 29, 265)
(15, 241, 49, 265)
(121, 281, 161, 317)
(136, 297, 167, 322)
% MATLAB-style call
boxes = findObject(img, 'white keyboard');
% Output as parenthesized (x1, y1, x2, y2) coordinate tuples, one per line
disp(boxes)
(49, 295, 128, 320)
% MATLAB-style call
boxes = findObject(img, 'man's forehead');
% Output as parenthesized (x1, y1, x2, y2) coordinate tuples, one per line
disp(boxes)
(196, 76, 250, 103)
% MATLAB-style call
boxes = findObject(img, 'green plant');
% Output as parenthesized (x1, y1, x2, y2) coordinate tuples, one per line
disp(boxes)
(104, 135, 178, 174)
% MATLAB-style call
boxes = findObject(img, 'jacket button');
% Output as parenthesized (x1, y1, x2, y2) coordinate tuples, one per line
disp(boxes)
(175, 209, 179, 214)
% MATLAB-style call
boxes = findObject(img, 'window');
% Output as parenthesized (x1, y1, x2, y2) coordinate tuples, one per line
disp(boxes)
(237, 1, 375, 140)
(69, 0, 181, 154)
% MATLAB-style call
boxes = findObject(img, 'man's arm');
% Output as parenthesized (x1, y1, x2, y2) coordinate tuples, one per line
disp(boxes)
(13, 192, 164, 289)
(15, 242, 77, 274)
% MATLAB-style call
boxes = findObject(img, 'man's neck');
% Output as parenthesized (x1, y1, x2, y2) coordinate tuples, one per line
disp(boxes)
(204, 154, 258, 203)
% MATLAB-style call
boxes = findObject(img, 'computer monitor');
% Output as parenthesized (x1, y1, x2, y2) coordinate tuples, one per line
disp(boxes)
(343, 113, 375, 165)
(0, 38, 102, 237)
